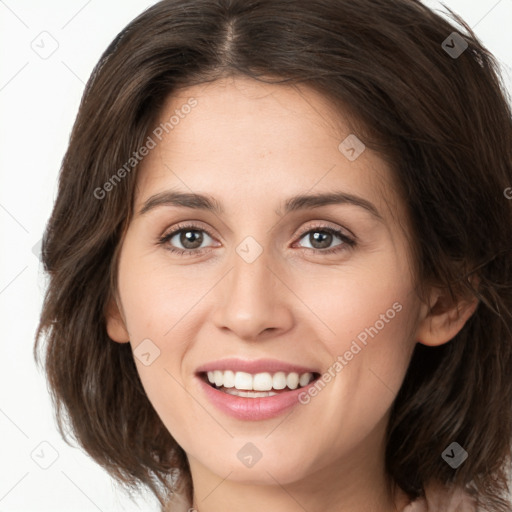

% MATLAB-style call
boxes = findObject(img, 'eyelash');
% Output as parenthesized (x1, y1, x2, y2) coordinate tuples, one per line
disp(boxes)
(157, 221, 356, 257)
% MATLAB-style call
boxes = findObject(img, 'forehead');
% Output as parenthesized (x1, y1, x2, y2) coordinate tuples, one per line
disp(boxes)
(134, 76, 403, 225)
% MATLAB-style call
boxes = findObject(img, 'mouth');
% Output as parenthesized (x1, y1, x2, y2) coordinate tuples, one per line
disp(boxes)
(198, 370, 322, 398)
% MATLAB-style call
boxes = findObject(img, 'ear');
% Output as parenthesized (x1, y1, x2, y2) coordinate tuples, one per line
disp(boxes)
(415, 284, 479, 347)
(105, 295, 130, 343)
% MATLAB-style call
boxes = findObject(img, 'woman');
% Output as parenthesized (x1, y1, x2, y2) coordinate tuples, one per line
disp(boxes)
(35, 1, 512, 510)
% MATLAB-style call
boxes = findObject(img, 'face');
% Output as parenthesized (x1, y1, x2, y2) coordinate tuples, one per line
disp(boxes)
(107, 76, 428, 494)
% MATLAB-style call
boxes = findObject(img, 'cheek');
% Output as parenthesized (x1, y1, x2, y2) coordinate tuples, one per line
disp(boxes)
(302, 255, 416, 356)
(302, 259, 418, 415)
(117, 252, 198, 339)
(115, 253, 196, 411)
(322, 282, 414, 359)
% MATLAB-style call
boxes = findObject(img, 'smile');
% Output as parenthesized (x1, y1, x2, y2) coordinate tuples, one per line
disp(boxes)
(203, 370, 319, 397)
(196, 370, 322, 420)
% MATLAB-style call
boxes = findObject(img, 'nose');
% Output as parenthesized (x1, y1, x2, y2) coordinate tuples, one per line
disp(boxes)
(211, 246, 294, 340)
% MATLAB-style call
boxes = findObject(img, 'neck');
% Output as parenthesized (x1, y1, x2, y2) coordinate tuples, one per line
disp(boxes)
(186, 466, 409, 512)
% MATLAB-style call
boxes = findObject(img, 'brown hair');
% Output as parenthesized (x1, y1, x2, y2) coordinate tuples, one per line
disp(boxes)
(34, 0, 512, 510)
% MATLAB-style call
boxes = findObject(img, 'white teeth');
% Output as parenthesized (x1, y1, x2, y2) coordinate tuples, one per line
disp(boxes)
(299, 373, 312, 387)
(225, 389, 278, 397)
(253, 372, 273, 391)
(214, 370, 223, 387)
(205, 370, 316, 391)
(234, 371, 253, 390)
(286, 372, 300, 390)
(272, 372, 287, 390)
(223, 370, 235, 388)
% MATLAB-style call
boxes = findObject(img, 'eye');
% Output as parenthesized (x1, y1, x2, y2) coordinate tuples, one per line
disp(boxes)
(158, 222, 218, 256)
(293, 223, 356, 255)
(158, 221, 356, 257)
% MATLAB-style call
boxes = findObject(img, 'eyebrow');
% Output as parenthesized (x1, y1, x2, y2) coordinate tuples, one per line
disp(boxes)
(138, 190, 383, 220)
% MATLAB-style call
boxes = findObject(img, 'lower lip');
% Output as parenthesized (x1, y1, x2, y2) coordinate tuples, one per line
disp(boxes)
(196, 375, 318, 421)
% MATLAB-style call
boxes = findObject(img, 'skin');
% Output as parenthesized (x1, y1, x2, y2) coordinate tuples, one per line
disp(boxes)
(106, 76, 477, 512)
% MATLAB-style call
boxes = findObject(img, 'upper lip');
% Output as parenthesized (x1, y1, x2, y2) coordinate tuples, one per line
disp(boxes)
(195, 358, 320, 375)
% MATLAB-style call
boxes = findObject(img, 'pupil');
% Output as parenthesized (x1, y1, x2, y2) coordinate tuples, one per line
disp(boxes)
(312, 231, 331, 249)
(181, 230, 203, 249)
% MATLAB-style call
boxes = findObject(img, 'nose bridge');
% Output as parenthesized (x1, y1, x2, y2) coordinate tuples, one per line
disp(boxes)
(211, 237, 293, 338)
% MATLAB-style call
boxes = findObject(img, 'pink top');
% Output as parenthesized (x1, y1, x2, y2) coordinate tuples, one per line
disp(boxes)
(402, 482, 478, 511)
(165, 482, 479, 511)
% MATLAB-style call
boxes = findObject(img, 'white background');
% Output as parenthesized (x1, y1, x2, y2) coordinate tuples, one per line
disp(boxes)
(0, 1, 511, 510)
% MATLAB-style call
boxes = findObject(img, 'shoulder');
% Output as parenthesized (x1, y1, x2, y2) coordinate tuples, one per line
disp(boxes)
(402, 481, 479, 512)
